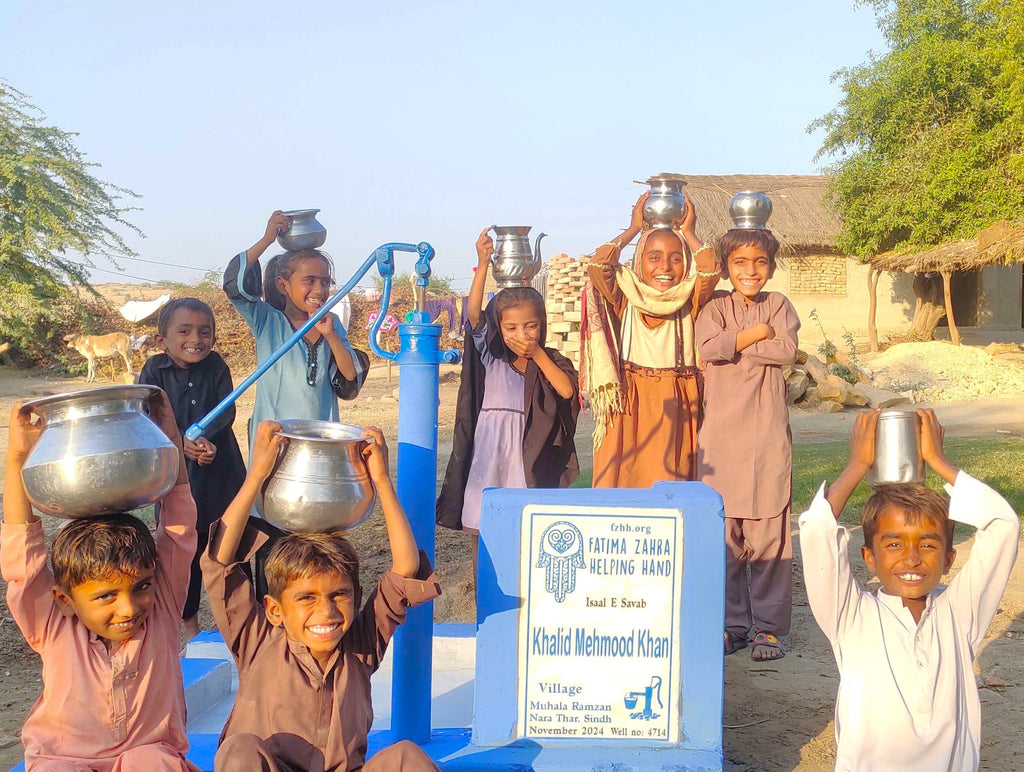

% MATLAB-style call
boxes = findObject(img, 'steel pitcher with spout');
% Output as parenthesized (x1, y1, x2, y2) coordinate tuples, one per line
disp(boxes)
(489, 226, 546, 288)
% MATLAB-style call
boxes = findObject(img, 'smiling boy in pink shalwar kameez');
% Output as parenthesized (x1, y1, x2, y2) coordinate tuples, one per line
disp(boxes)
(1, 395, 199, 772)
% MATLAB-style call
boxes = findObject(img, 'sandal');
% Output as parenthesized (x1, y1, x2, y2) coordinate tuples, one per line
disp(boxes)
(724, 630, 747, 656)
(751, 631, 785, 661)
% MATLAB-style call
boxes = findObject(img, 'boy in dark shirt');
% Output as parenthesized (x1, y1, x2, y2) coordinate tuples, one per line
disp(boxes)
(139, 297, 247, 639)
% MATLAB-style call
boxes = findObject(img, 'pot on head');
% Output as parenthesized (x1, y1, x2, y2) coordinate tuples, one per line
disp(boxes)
(20, 385, 180, 518)
(490, 226, 546, 288)
(728, 191, 773, 230)
(257, 420, 377, 533)
(869, 409, 925, 486)
(277, 209, 327, 251)
(642, 173, 688, 229)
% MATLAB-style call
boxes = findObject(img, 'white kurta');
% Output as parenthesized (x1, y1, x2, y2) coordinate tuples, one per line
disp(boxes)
(799, 472, 1019, 772)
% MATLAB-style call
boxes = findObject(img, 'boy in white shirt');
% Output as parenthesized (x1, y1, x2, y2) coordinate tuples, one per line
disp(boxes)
(799, 408, 1019, 771)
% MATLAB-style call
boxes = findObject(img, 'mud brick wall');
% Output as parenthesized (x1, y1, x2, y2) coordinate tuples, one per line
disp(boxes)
(544, 253, 589, 364)
(788, 254, 848, 296)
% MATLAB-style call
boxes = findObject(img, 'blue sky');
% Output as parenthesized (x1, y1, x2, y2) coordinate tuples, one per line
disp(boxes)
(1, 1, 883, 291)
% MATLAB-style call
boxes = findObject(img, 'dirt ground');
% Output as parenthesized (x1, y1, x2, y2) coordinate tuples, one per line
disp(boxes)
(0, 364, 1022, 770)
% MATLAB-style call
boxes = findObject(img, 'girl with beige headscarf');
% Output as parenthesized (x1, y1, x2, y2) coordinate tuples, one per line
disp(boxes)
(581, 191, 720, 487)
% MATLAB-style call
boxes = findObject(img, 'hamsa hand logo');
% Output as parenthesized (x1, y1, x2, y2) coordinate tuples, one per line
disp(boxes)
(536, 521, 585, 603)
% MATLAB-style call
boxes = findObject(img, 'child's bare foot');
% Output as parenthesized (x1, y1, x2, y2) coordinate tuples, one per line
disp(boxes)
(750, 631, 785, 661)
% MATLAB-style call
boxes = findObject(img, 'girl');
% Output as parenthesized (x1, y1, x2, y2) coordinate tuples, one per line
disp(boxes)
(436, 228, 580, 570)
(582, 191, 719, 488)
(696, 223, 799, 661)
(223, 211, 368, 598)
(223, 210, 368, 442)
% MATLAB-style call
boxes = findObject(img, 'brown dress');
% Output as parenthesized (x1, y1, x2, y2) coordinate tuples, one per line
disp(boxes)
(587, 250, 716, 488)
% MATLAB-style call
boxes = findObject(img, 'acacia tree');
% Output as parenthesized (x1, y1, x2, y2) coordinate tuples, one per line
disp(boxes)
(811, 0, 1024, 342)
(0, 80, 141, 362)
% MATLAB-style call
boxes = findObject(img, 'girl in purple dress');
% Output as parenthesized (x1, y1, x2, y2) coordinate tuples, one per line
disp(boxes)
(437, 228, 580, 575)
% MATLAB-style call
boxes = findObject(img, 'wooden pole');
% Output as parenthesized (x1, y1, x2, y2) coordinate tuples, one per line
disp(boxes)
(867, 265, 880, 352)
(940, 270, 961, 345)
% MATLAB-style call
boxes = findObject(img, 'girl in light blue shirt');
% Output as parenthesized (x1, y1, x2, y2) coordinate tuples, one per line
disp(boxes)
(223, 211, 367, 449)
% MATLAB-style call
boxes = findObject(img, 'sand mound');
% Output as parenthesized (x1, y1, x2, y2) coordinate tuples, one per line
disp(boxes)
(868, 340, 1024, 402)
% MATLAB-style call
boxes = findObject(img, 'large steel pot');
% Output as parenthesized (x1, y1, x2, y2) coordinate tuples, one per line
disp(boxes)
(20, 385, 179, 518)
(257, 420, 377, 533)
(869, 409, 925, 486)
(277, 209, 327, 251)
(490, 226, 546, 288)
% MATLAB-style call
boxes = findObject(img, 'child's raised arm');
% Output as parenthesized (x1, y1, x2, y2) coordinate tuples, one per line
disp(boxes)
(825, 409, 880, 518)
(212, 421, 286, 565)
(244, 210, 291, 268)
(361, 427, 419, 578)
(593, 192, 648, 267)
(917, 408, 959, 485)
(467, 227, 494, 330)
(3, 403, 41, 526)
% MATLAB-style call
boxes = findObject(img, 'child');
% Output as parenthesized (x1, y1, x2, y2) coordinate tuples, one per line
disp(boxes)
(696, 225, 800, 661)
(800, 408, 1019, 770)
(582, 191, 719, 488)
(138, 297, 247, 640)
(2, 394, 199, 771)
(201, 421, 441, 771)
(436, 227, 580, 570)
(224, 210, 370, 595)
(223, 210, 368, 441)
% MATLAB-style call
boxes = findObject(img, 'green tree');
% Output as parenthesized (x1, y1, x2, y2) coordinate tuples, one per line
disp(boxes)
(0, 80, 141, 363)
(813, 0, 1024, 257)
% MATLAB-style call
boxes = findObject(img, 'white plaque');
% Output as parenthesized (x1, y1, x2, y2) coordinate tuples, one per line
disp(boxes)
(516, 505, 683, 742)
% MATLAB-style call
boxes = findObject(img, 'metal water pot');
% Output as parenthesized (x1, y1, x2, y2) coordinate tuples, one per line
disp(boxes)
(728, 191, 773, 230)
(869, 410, 925, 486)
(277, 209, 327, 251)
(20, 385, 180, 518)
(490, 226, 546, 288)
(257, 420, 377, 533)
(642, 174, 688, 229)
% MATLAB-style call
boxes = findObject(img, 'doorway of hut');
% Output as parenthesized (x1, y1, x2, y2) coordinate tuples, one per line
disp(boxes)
(938, 269, 980, 328)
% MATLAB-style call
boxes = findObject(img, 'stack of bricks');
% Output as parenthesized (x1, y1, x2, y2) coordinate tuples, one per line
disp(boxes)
(544, 253, 590, 364)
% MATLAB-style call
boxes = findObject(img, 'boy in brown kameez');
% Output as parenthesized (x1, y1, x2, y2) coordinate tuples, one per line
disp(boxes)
(696, 219, 800, 661)
(201, 421, 441, 772)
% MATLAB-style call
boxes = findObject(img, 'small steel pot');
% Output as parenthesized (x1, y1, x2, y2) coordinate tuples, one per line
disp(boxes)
(642, 174, 687, 229)
(728, 191, 773, 230)
(869, 410, 925, 486)
(20, 385, 179, 518)
(277, 209, 327, 251)
(257, 420, 376, 533)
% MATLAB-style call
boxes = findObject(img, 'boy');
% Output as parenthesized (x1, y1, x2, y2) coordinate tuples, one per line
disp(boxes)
(138, 297, 247, 640)
(2, 394, 199, 771)
(696, 225, 800, 661)
(201, 421, 441, 771)
(800, 408, 1019, 770)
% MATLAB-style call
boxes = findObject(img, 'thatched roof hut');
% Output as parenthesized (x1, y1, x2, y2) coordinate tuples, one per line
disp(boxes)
(680, 174, 838, 251)
(870, 221, 1024, 273)
(865, 220, 1024, 345)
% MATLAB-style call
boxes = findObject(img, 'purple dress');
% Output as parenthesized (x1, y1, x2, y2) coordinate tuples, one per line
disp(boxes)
(460, 321, 527, 532)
